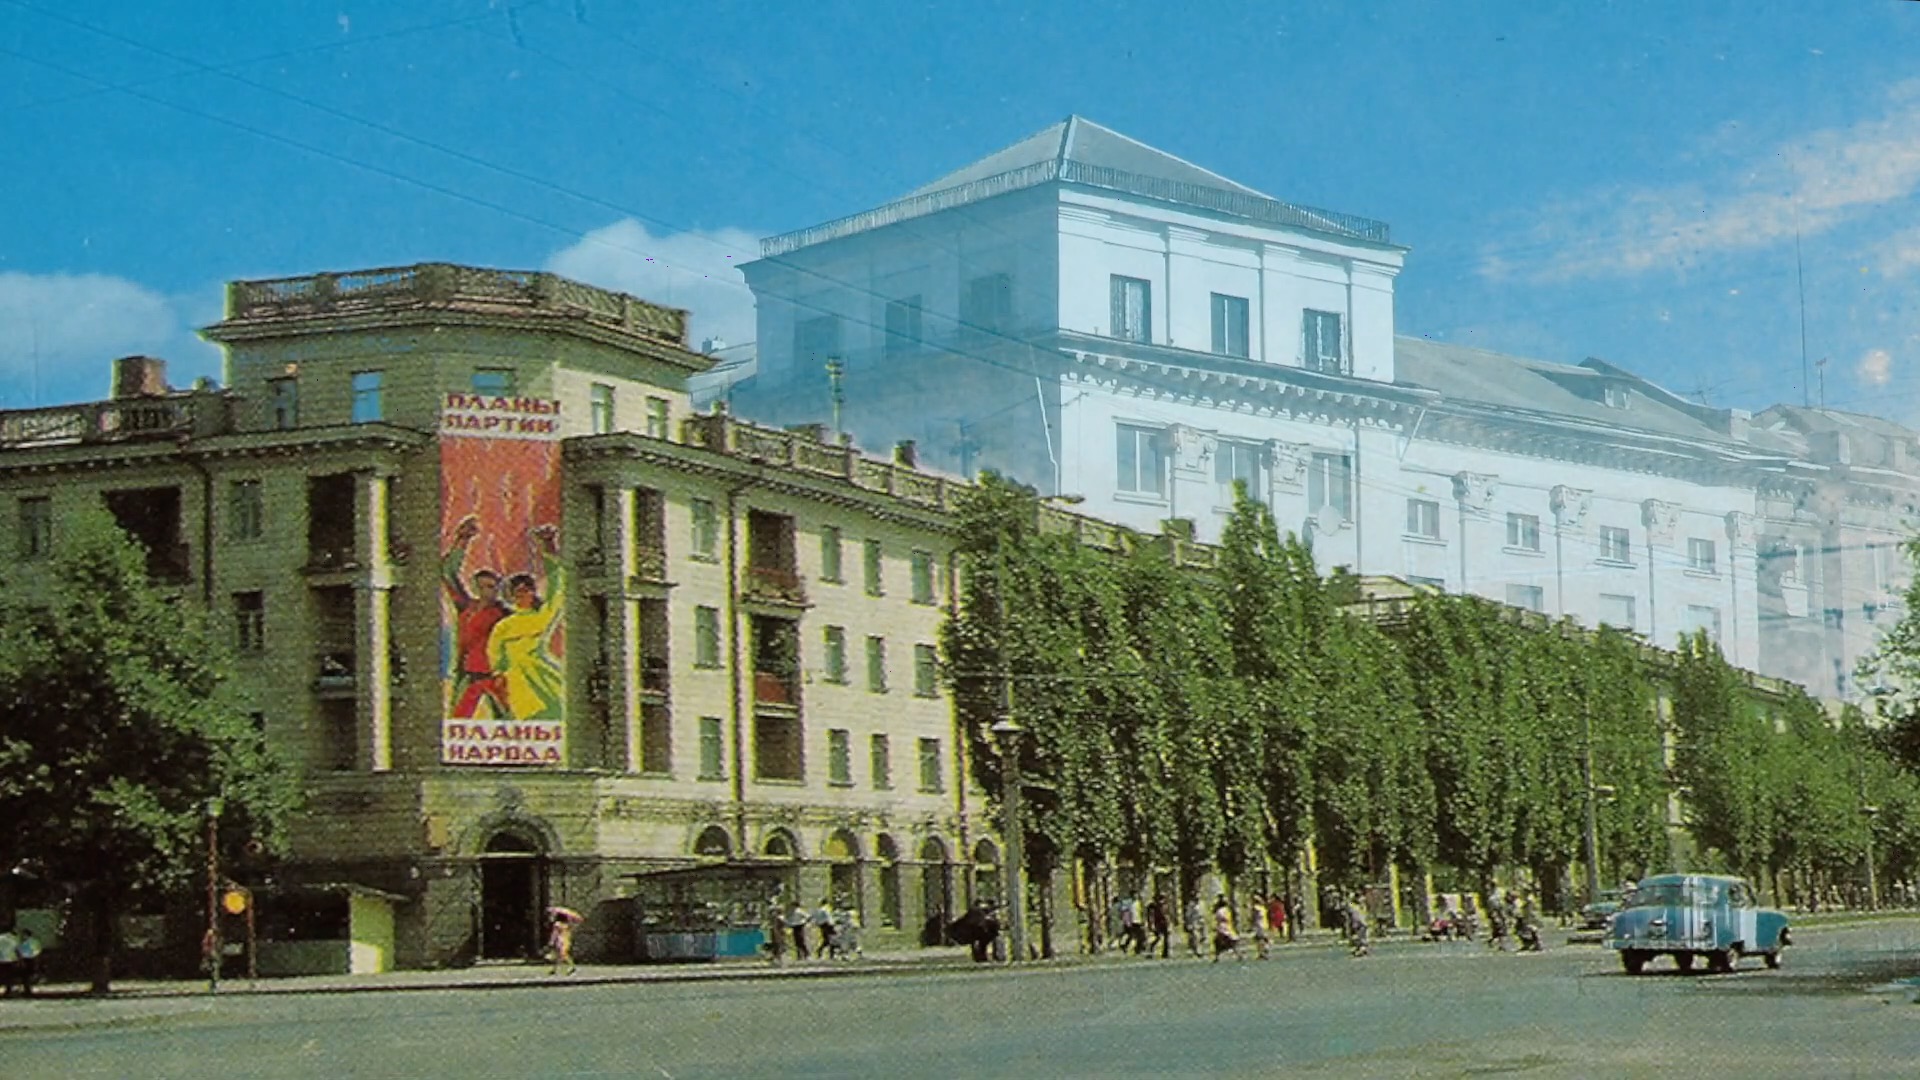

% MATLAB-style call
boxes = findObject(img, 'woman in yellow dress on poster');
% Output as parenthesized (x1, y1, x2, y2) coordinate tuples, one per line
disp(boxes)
(487, 524, 566, 721)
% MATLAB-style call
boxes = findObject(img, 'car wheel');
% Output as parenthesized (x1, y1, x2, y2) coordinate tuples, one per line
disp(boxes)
(1675, 952, 1695, 973)
(1708, 947, 1735, 973)
(1764, 948, 1783, 970)
(1622, 949, 1647, 975)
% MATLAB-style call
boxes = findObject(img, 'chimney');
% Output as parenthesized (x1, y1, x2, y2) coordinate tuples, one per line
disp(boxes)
(893, 440, 918, 468)
(702, 337, 725, 356)
(1724, 408, 1750, 442)
(111, 355, 170, 399)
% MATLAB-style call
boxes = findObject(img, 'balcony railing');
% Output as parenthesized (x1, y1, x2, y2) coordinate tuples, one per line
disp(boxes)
(743, 565, 808, 606)
(314, 652, 357, 696)
(305, 544, 362, 574)
(640, 657, 671, 696)
(0, 397, 210, 449)
(224, 263, 688, 348)
(632, 545, 668, 584)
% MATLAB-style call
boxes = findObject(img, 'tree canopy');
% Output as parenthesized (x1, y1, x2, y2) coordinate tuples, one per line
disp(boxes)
(0, 512, 297, 990)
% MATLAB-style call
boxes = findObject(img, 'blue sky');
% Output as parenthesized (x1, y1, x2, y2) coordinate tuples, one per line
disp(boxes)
(3, 0, 1919, 424)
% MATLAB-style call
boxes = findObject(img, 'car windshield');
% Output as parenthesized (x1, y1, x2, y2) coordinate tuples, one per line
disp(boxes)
(1625, 884, 1700, 908)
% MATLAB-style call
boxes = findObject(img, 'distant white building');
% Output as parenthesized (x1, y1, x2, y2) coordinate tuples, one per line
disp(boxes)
(732, 115, 1821, 677)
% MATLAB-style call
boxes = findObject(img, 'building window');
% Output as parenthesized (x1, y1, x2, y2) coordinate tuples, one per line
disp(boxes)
(820, 526, 844, 582)
(885, 295, 923, 356)
(1110, 275, 1152, 343)
(1506, 584, 1545, 613)
(1599, 525, 1632, 564)
(828, 728, 852, 786)
(698, 717, 725, 780)
(863, 539, 885, 596)
(1308, 453, 1352, 519)
(913, 644, 939, 698)
(961, 273, 1013, 334)
(589, 383, 615, 434)
(645, 396, 670, 439)
(1406, 498, 1441, 539)
(1210, 293, 1250, 358)
(694, 606, 722, 668)
(268, 377, 299, 430)
(350, 371, 384, 424)
(1506, 512, 1542, 552)
(1688, 538, 1718, 574)
(233, 591, 265, 652)
(641, 705, 672, 775)
(1116, 423, 1167, 497)
(870, 734, 891, 790)
(1599, 593, 1636, 629)
(794, 314, 842, 365)
(753, 714, 803, 781)
(1303, 310, 1346, 374)
(691, 498, 718, 558)
(1215, 440, 1262, 504)
(918, 737, 943, 793)
(823, 626, 848, 683)
(1604, 384, 1630, 409)
(866, 635, 887, 693)
(910, 550, 936, 604)
(229, 480, 264, 541)
(471, 368, 516, 395)
(17, 495, 51, 559)
(1685, 604, 1723, 644)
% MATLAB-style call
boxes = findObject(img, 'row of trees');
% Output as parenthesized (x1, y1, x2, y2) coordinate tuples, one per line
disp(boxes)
(943, 474, 1920, 937)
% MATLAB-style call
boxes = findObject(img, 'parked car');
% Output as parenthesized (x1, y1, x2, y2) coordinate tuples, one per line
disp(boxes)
(1577, 889, 1625, 931)
(1605, 873, 1790, 974)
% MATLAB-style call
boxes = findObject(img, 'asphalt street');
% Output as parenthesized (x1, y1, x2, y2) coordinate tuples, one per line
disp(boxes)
(9, 923, 1920, 1079)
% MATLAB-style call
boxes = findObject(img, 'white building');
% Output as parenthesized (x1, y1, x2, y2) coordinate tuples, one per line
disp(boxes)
(734, 115, 1810, 674)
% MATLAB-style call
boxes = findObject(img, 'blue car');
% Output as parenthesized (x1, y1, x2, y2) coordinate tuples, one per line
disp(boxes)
(1605, 873, 1790, 974)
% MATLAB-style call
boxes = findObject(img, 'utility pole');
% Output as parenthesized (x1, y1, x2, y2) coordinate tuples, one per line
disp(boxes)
(1816, 358, 1828, 409)
(1795, 202, 1810, 408)
(824, 357, 845, 439)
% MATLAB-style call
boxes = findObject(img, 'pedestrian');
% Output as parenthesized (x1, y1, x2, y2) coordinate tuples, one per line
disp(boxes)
(1344, 900, 1371, 957)
(1146, 895, 1172, 958)
(12, 928, 37, 997)
(1249, 893, 1272, 959)
(1183, 896, 1206, 958)
(1286, 894, 1305, 943)
(813, 898, 839, 958)
(0, 926, 16, 997)
(1267, 894, 1288, 946)
(766, 897, 787, 964)
(546, 913, 577, 975)
(833, 905, 863, 960)
(785, 902, 811, 959)
(1211, 895, 1243, 963)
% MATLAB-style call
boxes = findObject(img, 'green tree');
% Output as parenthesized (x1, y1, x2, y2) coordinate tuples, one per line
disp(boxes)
(0, 513, 297, 992)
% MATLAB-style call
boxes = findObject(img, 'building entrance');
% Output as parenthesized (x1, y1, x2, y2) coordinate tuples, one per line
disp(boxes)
(479, 831, 547, 960)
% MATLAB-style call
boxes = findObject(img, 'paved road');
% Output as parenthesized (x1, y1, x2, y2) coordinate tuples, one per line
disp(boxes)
(9, 924, 1920, 1079)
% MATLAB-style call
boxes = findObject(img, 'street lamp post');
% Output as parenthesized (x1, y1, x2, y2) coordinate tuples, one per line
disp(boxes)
(1862, 804, 1881, 911)
(991, 717, 1027, 965)
(205, 796, 224, 994)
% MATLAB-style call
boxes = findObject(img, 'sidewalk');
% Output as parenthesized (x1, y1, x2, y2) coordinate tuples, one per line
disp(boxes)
(0, 931, 1364, 1033)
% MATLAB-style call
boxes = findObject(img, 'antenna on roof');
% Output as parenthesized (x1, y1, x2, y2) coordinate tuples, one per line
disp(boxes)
(1816, 357, 1828, 409)
(1794, 198, 1810, 409)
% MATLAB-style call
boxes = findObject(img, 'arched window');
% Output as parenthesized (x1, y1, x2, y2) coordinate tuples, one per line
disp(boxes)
(763, 829, 799, 859)
(693, 826, 732, 858)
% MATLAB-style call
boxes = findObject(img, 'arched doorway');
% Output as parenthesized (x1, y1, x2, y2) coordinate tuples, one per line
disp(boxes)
(764, 828, 801, 900)
(694, 825, 732, 858)
(825, 829, 861, 913)
(875, 834, 902, 929)
(919, 837, 952, 944)
(973, 839, 1002, 910)
(480, 830, 548, 960)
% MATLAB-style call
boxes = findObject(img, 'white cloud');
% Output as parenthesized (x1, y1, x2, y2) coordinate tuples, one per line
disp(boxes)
(0, 272, 220, 406)
(1858, 347, 1894, 386)
(1873, 224, 1920, 277)
(1485, 79, 1920, 284)
(544, 220, 760, 352)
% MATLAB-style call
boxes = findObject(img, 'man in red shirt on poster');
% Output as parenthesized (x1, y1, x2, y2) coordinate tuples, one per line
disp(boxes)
(443, 514, 511, 718)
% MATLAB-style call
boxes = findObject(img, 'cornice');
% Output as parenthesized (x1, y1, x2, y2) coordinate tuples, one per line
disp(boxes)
(205, 309, 710, 375)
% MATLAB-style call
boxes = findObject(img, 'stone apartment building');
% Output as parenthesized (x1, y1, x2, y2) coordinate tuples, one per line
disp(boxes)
(726, 114, 1920, 689)
(0, 264, 993, 969)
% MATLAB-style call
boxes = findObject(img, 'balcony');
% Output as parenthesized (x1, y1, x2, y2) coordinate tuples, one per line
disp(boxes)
(0, 396, 221, 449)
(640, 655, 671, 698)
(314, 651, 357, 697)
(304, 545, 363, 574)
(743, 565, 808, 607)
(632, 544, 668, 585)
